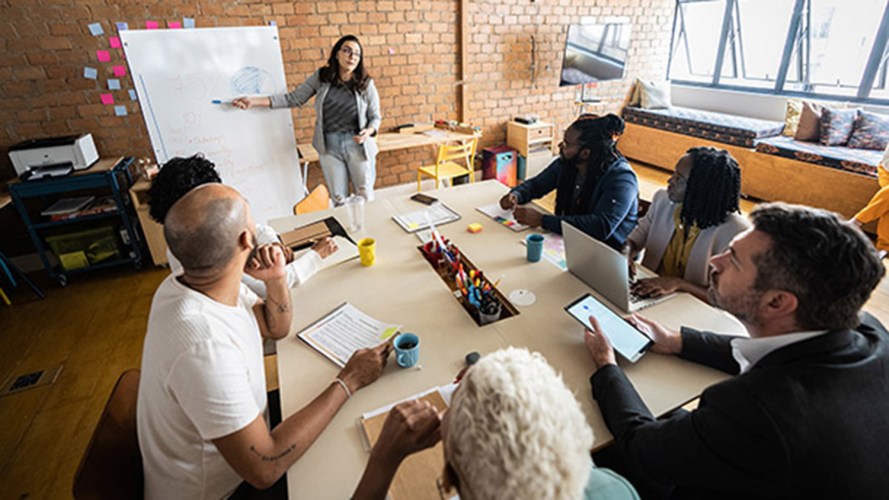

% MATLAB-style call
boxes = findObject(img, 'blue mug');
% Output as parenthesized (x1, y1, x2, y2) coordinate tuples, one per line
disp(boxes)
(394, 333, 420, 368)
(526, 233, 545, 262)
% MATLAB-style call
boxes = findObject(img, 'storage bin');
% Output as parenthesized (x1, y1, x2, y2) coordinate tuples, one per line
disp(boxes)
(45, 224, 121, 270)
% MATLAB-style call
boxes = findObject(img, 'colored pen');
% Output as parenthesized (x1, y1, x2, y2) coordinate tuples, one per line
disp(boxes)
(211, 99, 231, 105)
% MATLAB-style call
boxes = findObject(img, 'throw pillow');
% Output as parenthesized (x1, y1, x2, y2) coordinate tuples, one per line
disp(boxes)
(639, 79, 671, 109)
(819, 107, 860, 146)
(794, 100, 823, 142)
(783, 99, 802, 137)
(629, 79, 642, 106)
(848, 111, 889, 151)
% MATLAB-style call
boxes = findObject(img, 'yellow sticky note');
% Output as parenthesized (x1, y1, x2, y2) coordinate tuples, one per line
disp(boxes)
(408, 222, 419, 229)
(380, 327, 398, 340)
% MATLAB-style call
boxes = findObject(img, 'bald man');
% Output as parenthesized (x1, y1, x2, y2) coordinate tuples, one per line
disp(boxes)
(137, 184, 392, 499)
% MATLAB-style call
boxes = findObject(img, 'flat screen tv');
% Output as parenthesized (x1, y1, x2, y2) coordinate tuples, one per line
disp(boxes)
(560, 23, 631, 86)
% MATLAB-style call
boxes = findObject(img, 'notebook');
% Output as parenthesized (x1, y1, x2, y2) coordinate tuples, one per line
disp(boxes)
(562, 221, 677, 313)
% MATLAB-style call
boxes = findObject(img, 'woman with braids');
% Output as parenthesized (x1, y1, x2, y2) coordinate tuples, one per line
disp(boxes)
(233, 35, 381, 205)
(625, 147, 750, 302)
(499, 114, 639, 250)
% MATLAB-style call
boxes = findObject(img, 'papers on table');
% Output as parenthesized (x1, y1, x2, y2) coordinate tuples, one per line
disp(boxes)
(392, 203, 461, 233)
(297, 302, 401, 367)
(476, 203, 529, 232)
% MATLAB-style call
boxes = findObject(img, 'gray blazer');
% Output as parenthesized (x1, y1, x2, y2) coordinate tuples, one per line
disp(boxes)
(269, 69, 382, 160)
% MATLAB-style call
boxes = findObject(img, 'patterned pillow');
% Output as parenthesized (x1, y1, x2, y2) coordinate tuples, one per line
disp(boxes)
(819, 107, 859, 146)
(848, 111, 889, 151)
(783, 99, 802, 137)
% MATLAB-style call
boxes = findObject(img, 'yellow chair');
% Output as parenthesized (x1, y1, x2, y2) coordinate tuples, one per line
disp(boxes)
(417, 137, 478, 191)
(293, 184, 330, 215)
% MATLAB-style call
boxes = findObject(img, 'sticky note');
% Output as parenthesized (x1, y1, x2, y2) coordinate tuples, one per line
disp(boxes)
(380, 327, 398, 340)
(114, 105, 128, 117)
(96, 50, 111, 62)
(168, 21, 182, 29)
(109, 36, 121, 48)
(107, 79, 121, 90)
(388, 47, 396, 55)
(83, 67, 98, 79)
(269, 21, 276, 26)
(113, 65, 126, 77)
(183, 17, 195, 29)
(116, 22, 128, 31)
(145, 20, 159, 30)
(129, 89, 138, 101)
(467, 223, 483, 233)
(88, 23, 104, 36)
(100, 93, 114, 105)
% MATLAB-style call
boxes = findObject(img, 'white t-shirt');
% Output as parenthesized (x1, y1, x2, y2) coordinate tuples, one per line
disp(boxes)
(138, 275, 267, 500)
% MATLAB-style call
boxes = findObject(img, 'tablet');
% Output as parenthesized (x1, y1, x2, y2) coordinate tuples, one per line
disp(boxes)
(564, 293, 652, 363)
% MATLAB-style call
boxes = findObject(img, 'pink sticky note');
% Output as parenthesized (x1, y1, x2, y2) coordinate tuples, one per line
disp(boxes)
(109, 36, 121, 48)
(145, 20, 159, 30)
(168, 21, 182, 29)
(96, 50, 111, 62)
(100, 93, 114, 105)
(112, 65, 127, 77)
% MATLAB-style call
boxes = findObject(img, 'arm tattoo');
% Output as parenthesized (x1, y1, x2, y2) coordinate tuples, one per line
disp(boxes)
(250, 444, 296, 462)
(266, 295, 290, 314)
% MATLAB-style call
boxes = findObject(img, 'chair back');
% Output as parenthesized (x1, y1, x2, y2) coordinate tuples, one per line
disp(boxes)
(436, 137, 477, 169)
(73, 369, 143, 500)
(294, 184, 330, 215)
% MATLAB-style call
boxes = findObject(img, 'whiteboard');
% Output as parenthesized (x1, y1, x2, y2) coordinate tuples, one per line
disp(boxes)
(121, 26, 303, 224)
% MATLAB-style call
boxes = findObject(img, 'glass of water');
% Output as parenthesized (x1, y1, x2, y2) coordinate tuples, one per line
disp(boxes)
(345, 195, 365, 233)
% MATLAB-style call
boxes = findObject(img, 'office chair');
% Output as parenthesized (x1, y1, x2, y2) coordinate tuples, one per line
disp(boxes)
(417, 137, 478, 191)
(293, 184, 330, 215)
(73, 369, 143, 500)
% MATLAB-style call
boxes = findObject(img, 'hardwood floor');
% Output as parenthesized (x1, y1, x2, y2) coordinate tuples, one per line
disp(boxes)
(0, 164, 885, 499)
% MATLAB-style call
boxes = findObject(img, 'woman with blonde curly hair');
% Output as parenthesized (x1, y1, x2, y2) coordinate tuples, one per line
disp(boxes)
(353, 347, 639, 499)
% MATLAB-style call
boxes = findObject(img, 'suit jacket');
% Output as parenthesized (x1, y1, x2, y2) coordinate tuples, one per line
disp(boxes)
(510, 157, 638, 250)
(591, 313, 889, 499)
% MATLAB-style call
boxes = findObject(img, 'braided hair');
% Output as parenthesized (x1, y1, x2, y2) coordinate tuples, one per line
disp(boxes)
(554, 113, 625, 215)
(680, 147, 741, 230)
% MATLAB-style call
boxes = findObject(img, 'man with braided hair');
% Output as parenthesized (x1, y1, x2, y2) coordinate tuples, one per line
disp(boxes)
(499, 114, 639, 250)
(624, 147, 750, 302)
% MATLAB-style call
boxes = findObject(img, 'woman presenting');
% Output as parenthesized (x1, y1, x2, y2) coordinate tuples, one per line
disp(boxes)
(233, 35, 382, 205)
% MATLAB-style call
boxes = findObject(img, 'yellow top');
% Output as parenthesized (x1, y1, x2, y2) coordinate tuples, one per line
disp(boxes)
(658, 204, 702, 279)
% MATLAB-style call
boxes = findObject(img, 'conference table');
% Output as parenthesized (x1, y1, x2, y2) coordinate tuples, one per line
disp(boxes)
(270, 180, 746, 499)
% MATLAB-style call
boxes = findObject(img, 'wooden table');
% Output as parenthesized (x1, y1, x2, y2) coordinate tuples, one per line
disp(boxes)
(270, 180, 746, 499)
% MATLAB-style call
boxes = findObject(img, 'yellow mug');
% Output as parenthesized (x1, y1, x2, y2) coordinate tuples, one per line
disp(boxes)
(358, 237, 376, 267)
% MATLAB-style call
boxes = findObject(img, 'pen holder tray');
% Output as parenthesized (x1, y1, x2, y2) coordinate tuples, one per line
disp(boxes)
(417, 246, 519, 327)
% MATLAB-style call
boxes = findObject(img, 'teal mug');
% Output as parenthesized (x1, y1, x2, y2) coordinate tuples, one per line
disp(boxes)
(394, 333, 420, 368)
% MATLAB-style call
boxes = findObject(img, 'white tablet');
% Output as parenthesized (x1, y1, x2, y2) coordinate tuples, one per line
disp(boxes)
(564, 293, 652, 363)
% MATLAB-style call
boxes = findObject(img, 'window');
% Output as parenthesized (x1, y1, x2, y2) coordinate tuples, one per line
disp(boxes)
(668, 0, 889, 103)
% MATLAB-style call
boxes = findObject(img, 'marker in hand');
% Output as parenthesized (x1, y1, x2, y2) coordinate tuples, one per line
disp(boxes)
(210, 99, 231, 105)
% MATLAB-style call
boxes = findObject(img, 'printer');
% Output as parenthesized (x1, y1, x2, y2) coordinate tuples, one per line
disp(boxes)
(8, 133, 99, 177)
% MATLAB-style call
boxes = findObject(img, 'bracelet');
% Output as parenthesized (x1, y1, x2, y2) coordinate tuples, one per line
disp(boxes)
(334, 377, 352, 399)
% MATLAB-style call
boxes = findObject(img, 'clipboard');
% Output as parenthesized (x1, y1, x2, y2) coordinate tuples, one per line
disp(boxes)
(279, 216, 354, 251)
(391, 203, 461, 233)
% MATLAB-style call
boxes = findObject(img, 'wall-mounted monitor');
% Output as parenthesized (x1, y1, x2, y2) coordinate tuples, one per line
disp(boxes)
(560, 23, 632, 86)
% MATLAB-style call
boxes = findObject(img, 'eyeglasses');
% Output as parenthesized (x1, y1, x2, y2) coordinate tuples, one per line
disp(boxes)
(340, 47, 361, 58)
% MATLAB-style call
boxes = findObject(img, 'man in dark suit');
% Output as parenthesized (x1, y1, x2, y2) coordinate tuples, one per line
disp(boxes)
(584, 203, 889, 499)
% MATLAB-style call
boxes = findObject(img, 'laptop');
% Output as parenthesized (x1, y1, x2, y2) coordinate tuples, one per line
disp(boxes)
(562, 221, 677, 313)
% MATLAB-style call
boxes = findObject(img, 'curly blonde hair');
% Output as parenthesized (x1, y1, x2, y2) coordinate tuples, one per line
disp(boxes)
(446, 347, 594, 500)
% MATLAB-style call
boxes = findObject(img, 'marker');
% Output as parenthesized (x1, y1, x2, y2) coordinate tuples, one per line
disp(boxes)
(211, 99, 231, 104)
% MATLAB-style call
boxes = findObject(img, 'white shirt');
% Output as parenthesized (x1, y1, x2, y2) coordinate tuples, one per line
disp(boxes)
(731, 330, 828, 374)
(138, 275, 267, 500)
(166, 223, 323, 297)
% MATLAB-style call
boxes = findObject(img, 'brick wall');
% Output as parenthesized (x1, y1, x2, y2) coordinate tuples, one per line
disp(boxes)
(0, 0, 673, 255)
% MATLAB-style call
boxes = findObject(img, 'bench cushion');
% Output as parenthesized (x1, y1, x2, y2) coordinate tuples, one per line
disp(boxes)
(622, 105, 785, 147)
(755, 136, 881, 177)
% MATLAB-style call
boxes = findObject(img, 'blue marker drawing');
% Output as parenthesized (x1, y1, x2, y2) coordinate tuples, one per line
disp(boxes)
(230, 66, 270, 95)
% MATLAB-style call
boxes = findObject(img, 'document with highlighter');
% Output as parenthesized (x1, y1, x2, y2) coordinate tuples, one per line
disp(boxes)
(296, 302, 401, 367)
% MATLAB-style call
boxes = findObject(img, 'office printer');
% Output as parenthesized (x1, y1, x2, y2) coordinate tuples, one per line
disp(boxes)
(8, 133, 99, 177)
